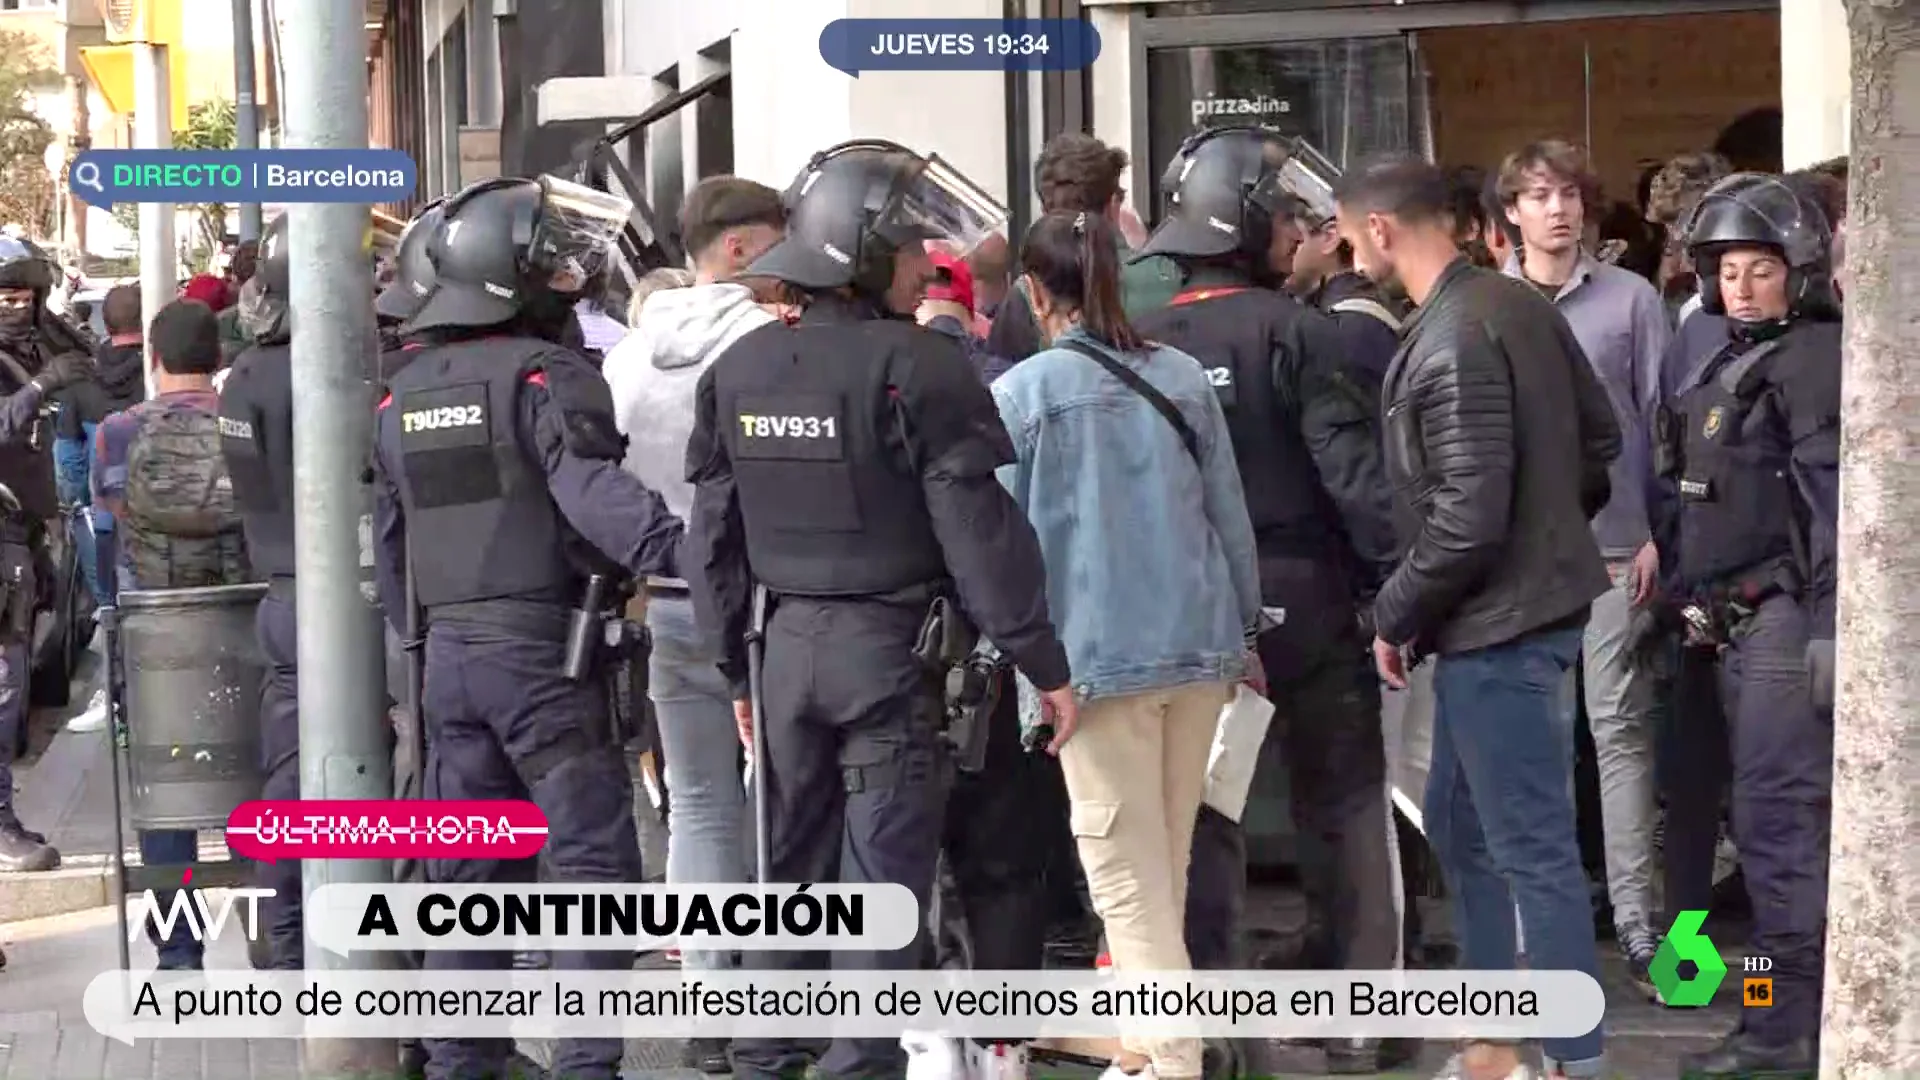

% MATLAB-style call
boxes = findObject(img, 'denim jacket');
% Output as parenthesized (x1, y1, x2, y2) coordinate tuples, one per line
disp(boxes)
(991, 327, 1261, 702)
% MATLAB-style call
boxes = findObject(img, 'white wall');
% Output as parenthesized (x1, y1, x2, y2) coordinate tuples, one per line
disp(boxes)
(613, 0, 747, 80)
(846, 0, 1007, 207)
(1780, 0, 1849, 168)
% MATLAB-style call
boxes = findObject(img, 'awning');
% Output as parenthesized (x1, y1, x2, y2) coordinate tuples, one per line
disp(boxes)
(77, 44, 192, 132)
(568, 69, 732, 278)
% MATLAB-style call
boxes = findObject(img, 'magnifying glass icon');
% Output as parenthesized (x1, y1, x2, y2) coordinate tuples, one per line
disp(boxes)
(71, 161, 103, 194)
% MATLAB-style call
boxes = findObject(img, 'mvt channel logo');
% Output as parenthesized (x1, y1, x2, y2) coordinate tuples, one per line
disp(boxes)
(1650, 909, 1774, 1008)
(129, 869, 274, 945)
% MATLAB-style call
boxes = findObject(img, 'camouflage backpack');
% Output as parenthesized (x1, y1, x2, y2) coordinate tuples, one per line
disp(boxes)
(122, 400, 252, 589)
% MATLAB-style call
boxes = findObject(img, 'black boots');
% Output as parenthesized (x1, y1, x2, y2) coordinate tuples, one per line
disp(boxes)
(0, 812, 57, 873)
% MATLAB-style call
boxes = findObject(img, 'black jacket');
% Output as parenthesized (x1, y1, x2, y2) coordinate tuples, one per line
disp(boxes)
(1309, 271, 1404, 398)
(1374, 258, 1620, 655)
(55, 340, 145, 438)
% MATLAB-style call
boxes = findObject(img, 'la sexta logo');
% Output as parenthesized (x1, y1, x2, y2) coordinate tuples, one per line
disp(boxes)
(129, 869, 275, 945)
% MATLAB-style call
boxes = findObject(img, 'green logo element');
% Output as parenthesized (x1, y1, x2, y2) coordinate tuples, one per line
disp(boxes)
(1650, 909, 1728, 1007)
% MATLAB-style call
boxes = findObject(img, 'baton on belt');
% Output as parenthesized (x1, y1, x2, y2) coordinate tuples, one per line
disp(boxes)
(746, 584, 771, 886)
(404, 536, 427, 807)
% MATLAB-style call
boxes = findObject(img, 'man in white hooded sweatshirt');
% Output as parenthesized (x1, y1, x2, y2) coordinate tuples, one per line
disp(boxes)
(602, 176, 787, 1075)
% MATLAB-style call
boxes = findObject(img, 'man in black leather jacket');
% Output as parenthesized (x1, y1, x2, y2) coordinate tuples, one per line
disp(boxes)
(1333, 157, 1620, 1080)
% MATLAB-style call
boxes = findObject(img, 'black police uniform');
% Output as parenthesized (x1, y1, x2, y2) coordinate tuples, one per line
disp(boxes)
(686, 141, 1069, 1080)
(1131, 129, 1403, 1065)
(0, 236, 93, 873)
(370, 175, 681, 1080)
(215, 215, 312, 969)
(1654, 174, 1838, 1077)
(1306, 270, 1404, 399)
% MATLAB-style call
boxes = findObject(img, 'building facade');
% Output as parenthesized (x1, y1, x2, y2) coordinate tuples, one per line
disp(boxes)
(378, 0, 1849, 253)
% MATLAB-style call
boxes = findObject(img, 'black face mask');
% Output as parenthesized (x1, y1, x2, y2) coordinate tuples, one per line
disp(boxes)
(0, 304, 35, 350)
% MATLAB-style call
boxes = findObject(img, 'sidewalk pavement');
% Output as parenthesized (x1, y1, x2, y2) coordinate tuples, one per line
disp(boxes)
(3, 640, 150, 923)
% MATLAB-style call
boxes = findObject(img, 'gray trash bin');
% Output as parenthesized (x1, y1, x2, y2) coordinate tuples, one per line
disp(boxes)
(117, 582, 269, 832)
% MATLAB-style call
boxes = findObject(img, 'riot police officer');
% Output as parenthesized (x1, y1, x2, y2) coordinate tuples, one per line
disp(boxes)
(370, 174, 681, 1080)
(1655, 173, 1838, 1080)
(374, 198, 445, 390)
(1130, 125, 1407, 1075)
(1274, 140, 1406, 398)
(215, 214, 311, 968)
(0, 236, 90, 873)
(684, 140, 1074, 1080)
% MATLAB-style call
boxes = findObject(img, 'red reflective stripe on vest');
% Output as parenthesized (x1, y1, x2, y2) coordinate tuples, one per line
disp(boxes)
(376, 392, 392, 410)
(1171, 286, 1250, 306)
(526, 371, 547, 388)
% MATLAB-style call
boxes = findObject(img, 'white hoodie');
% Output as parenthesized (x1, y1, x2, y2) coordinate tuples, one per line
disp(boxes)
(604, 283, 775, 582)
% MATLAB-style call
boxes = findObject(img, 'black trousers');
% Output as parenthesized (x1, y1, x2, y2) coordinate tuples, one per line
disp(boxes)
(731, 596, 949, 1080)
(935, 683, 1055, 975)
(1186, 626, 1402, 973)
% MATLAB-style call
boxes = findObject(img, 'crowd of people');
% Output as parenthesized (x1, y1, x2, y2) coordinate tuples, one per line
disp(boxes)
(0, 120, 1845, 1080)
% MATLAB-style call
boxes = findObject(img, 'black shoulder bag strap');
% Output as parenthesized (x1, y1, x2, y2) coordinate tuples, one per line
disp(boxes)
(1057, 340, 1200, 464)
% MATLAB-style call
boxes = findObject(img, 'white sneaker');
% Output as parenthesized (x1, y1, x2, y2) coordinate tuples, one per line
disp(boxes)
(901, 1031, 966, 1080)
(66, 689, 108, 733)
(1097, 1064, 1157, 1080)
(965, 1041, 1029, 1080)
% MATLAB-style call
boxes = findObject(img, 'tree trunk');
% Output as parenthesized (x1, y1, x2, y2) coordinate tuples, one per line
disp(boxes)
(1823, 1, 1920, 1074)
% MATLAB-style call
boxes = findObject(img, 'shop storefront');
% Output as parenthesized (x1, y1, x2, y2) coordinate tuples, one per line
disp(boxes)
(1088, 0, 1781, 225)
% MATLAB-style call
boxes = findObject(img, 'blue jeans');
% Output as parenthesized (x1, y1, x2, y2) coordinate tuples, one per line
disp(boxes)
(140, 828, 204, 969)
(646, 594, 747, 973)
(1426, 622, 1604, 1074)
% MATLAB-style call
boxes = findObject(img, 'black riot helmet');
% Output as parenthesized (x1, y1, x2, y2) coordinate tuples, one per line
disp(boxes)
(1685, 172, 1838, 322)
(1136, 126, 1334, 264)
(746, 140, 1007, 300)
(0, 236, 55, 296)
(254, 212, 291, 298)
(406, 174, 633, 333)
(375, 197, 446, 322)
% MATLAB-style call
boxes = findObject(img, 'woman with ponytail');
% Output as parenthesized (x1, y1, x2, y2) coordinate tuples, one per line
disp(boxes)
(989, 211, 1264, 1080)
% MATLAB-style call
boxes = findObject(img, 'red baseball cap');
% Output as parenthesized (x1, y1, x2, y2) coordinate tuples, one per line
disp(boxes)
(181, 274, 230, 310)
(924, 249, 975, 314)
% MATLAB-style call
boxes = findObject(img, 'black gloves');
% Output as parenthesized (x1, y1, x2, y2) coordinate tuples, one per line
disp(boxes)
(31, 351, 92, 395)
(1806, 638, 1835, 712)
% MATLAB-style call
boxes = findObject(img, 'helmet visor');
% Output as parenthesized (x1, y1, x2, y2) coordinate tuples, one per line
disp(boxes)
(534, 175, 634, 292)
(878, 155, 1008, 257)
(1274, 144, 1340, 228)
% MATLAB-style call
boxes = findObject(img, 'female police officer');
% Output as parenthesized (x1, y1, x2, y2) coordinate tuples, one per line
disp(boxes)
(1655, 173, 1839, 1080)
(683, 140, 1076, 1080)
(369, 175, 684, 1080)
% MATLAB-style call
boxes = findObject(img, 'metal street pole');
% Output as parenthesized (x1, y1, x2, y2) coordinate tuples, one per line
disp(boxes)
(132, 43, 175, 399)
(280, 0, 393, 1074)
(231, 0, 262, 241)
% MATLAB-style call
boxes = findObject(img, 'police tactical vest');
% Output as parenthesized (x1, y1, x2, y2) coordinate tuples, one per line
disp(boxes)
(1670, 336, 1801, 593)
(219, 342, 297, 578)
(711, 317, 948, 597)
(123, 399, 251, 588)
(1134, 289, 1343, 558)
(382, 337, 576, 608)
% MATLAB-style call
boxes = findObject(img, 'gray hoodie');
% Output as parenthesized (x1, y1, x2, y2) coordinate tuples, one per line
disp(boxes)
(604, 282, 775, 585)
